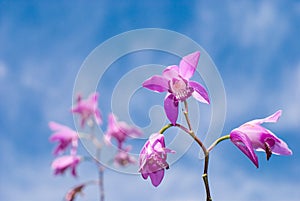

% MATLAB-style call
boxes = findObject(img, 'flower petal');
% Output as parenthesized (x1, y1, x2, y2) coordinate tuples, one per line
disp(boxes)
(49, 121, 68, 131)
(141, 171, 149, 180)
(88, 92, 99, 106)
(259, 132, 292, 156)
(248, 110, 282, 125)
(162, 65, 179, 80)
(94, 109, 102, 125)
(149, 169, 164, 187)
(142, 75, 169, 92)
(179, 51, 200, 80)
(189, 81, 210, 104)
(164, 94, 179, 125)
(230, 130, 259, 168)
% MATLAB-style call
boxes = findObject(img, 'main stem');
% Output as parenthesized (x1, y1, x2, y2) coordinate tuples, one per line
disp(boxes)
(99, 160, 105, 201)
(89, 123, 105, 201)
(95, 144, 104, 201)
(183, 101, 212, 201)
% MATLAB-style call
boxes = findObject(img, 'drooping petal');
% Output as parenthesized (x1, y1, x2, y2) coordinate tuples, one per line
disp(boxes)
(164, 94, 179, 125)
(189, 81, 210, 104)
(141, 171, 149, 180)
(248, 110, 282, 125)
(230, 130, 259, 168)
(259, 132, 292, 156)
(142, 75, 169, 92)
(271, 140, 293, 155)
(179, 51, 200, 80)
(162, 65, 179, 80)
(149, 169, 164, 187)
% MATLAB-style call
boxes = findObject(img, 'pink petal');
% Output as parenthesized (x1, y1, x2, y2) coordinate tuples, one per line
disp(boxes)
(189, 81, 210, 104)
(149, 169, 164, 187)
(179, 51, 200, 80)
(164, 94, 179, 125)
(272, 140, 293, 155)
(142, 75, 169, 92)
(108, 113, 117, 131)
(49, 121, 68, 131)
(141, 169, 149, 179)
(88, 92, 99, 105)
(94, 109, 102, 125)
(249, 110, 282, 125)
(162, 65, 179, 80)
(149, 133, 164, 145)
(259, 133, 292, 156)
(230, 130, 259, 168)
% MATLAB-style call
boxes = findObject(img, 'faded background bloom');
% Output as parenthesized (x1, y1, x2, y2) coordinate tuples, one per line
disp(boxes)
(0, 1, 299, 201)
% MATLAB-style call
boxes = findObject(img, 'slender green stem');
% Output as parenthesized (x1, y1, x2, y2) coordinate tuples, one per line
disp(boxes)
(207, 135, 230, 152)
(97, 148, 104, 201)
(159, 124, 173, 134)
(158, 101, 214, 201)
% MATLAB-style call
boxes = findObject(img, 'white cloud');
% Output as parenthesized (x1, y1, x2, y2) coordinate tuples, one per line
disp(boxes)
(276, 62, 300, 130)
(223, 1, 289, 49)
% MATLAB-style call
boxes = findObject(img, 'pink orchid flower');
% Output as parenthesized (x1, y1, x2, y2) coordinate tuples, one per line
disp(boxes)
(71, 92, 102, 127)
(49, 121, 78, 155)
(51, 155, 81, 177)
(230, 110, 292, 168)
(114, 147, 136, 167)
(104, 113, 142, 149)
(142, 51, 210, 125)
(139, 133, 175, 187)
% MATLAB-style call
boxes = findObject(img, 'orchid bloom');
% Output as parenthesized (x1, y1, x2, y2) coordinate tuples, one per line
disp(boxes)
(114, 147, 136, 166)
(104, 113, 142, 149)
(71, 92, 102, 127)
(230, 110, 292, 168)
(139, 133, 175, 187)
(65, 184, 85, 201)
(49, 121, 78, 155)
(51, 155, 81, 177)
(142, 51, 210, 125)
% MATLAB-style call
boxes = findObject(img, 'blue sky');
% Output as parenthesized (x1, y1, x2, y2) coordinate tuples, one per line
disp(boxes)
(1, 1, 300, 201)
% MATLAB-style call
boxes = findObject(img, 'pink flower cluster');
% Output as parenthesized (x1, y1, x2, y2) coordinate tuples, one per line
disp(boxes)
(49, 92, 142, 178)
(139, 51, 292, 189)
(49, 121, 80, 177)
(49, 51, 293, 201)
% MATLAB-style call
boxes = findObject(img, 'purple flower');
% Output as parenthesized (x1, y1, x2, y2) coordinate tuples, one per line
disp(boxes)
(114, 147, 136, 167)
(139, 133, 175, 187)
(104, 113, 142, 149)
(49, 121, 78, 155)
(51, 155, 81, 177)
(142, 51, 210, 125)
(71, 92, 102, 127)
(230, 110, 292, 168)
